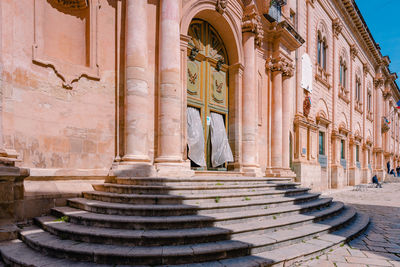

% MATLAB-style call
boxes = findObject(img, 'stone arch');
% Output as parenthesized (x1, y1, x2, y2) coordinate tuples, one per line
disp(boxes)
(181, 0, 243, 65)
(316, 19, 329, 70)
(316, 97, 330, 121)
(316, 19, 329, 43)
(355, 122, 362, 137)
(339, 112, 349, 130)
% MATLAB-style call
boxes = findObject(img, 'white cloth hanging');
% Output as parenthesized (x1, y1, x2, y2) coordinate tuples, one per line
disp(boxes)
(186, 107, 206, 167)
(210, 112, 234, 167)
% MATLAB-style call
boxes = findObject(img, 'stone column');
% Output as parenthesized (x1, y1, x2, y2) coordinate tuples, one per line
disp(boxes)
(115, 0, 155, 177)
(155, 0, 192, 176)
(282, 64, 294, 171)
(123, 0, 150, 162)
(269, 58, 284, 171)
(374, 77, 385, 179)
(241, 6, 263, 176)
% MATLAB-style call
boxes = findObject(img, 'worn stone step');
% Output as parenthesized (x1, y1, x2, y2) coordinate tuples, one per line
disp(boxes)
(234, 206, 357, 254)
(0, 240, 111, 267)
(92, 182, 300, 195)
(51, 206, 215, 230)
(115, 177, 293, 186)
(226, 201, 345, 238)
(68, 198, 199, 216)
(52, 198, 332, 231)
(211, 197, 333, 226)
(83, 187, 310, 205)
(35, 216, 231, 246)
(38, 202, 343, 248)
(164, 212, 369, 267)
(19, 226, 250, 265)
(70, 193, 319, 216)
(252, 212, 370, 266)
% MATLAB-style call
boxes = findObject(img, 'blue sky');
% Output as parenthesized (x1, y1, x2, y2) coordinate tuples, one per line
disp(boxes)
(355, 0, 400, 82)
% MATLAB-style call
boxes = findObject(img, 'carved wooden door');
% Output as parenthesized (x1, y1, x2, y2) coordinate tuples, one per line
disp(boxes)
(187, 19, 229, 170)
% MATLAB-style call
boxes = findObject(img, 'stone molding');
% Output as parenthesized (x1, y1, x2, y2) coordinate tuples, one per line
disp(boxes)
(242, 6, 264, 47)
(216, 0, 227, 14)
(363, 63, 370, 76)
(32, 0, 100, 89)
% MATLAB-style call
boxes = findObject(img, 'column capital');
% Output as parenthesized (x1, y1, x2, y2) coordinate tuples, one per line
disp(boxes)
(242, 5, 264, 47)
(350, 44, 358, 61)
(363, 63, 370, 76)
(266, 56, 293, 75)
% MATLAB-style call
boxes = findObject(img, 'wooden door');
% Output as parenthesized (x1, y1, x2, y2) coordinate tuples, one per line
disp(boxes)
(186, 19, 229, 170)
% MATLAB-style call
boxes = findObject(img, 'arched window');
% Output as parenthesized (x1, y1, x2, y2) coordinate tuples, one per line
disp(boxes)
(317, 34, 327, 70)
(339, 57, 347, 88)
(355, 76, 361, 102)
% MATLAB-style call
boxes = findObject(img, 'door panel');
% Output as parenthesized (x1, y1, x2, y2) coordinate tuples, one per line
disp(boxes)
(187, 19, 229, 170)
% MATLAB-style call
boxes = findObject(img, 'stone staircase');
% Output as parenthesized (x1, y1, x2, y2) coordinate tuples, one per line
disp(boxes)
(0, 176, 369, 266)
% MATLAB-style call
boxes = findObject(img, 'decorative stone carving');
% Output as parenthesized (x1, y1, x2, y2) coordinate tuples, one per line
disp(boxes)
(266, 56, 292, 74)
(350, 44, 358, 60)
(282, 60, 294, 77)
(374, 77, 384, 89)
(216, 0, 227, 14)
(242, 6, 264, 47)
(363, 63, 369, 76)
(50, 0, 88, 9)
(332, 18, 343, 38)
(303, 94, 311, 118)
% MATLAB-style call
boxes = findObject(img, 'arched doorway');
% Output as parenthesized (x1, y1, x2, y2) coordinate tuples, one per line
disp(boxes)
(186, 19, 232, 170)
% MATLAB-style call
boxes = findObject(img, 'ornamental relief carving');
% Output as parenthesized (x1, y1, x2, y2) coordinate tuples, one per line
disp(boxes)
(350, 45, 358, 60)
(332, 18, 343, 38)
(49, 0, 88, 9)
(266, 56, 294, 77)
(216, 0, 228, 14)
(242, 6, 264, 47)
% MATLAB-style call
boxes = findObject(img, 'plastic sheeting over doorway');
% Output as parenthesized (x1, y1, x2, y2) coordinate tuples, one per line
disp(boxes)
(187, 108, 234, 168)
(187, 107, 206, 167)
(210, 112, 233, 167)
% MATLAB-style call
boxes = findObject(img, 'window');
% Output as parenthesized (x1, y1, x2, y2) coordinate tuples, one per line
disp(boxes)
(339, 58, 347, 88)
(319, 131, 325, 155)
(341, 140, 345, 159)
(356, 145, 359, 162)
(317, 34, 327, 70)
(367, 91, 372, 111)
(355, 76, 361, 102)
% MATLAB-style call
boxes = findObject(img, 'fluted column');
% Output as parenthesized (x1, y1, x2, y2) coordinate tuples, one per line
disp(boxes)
(123, 0, 150, 163)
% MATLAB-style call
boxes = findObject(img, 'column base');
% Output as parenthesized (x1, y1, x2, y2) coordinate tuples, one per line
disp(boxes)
(331, 164, 346, 189)
(348, 167, 361, 186)
(242, 166, 263, 177)
(265, 167, 296, 178)
(112, 162, 156, 177)
(155, 161, 194, 178)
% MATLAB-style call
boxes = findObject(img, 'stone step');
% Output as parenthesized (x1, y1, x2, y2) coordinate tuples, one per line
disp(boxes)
(83, 187, 310, 205)
(234, 206, 357, 254)
(252, 212, 370, 266)
(52, 198, 332, 230)
(0, 240, 110, 267)
(226, 201, 345, 238)
(69, 193, 320, 216)
(115, 177, 293, 186)
(211, 197, 333, 227)
(92, 182, 300, 195)
(167, 212, 370, 267)
(34, 202, 344, 247)
(19, 226, 250, 265)
(35, 216, 231, 246)
(0, 212, 370, 267)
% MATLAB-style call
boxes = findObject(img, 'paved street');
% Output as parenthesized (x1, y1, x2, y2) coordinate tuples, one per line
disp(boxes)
(300, 182, 400, 267)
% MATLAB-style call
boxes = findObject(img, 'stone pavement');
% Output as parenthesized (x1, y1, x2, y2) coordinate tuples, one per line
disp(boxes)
(299, 182, 400, 267)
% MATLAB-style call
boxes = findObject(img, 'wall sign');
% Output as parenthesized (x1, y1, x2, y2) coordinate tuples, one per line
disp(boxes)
(301, 53, 313, 92)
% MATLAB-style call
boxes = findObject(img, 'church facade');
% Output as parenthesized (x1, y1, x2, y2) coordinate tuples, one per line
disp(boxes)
(0, 0, 399, 191)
